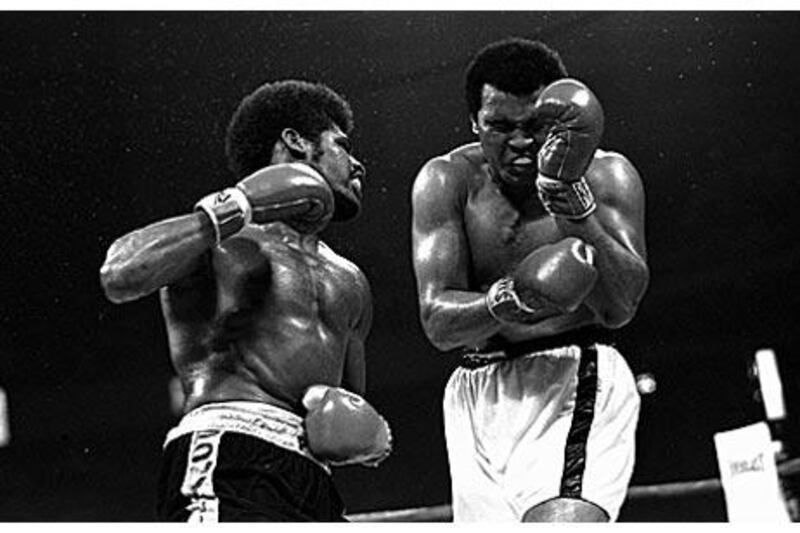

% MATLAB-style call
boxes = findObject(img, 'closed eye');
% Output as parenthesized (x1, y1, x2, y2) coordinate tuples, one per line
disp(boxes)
(485, 121, 514, 133)
(336, 137, 352, 154)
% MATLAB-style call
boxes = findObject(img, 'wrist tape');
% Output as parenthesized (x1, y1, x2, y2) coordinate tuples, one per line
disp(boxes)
(536, 175, 597, 220)
(195, 187, 252, 244)
(485, 277, 540, 324)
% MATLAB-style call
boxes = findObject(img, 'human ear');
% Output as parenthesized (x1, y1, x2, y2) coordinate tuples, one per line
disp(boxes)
(280, 128, 312, 158)
(470, 119, 480, 135)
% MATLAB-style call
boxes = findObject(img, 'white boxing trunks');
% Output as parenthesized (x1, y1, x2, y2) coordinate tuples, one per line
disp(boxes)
(443, 329, 640, 522)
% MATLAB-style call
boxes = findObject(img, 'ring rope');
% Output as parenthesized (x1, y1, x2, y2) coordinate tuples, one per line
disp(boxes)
(346, 456, 800, 522)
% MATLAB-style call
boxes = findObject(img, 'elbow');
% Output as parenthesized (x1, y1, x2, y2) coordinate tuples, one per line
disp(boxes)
(420, 307, 462, 353)
(596, 264, 650, 329)
(594, 296, 640, 329)
(99, 260, 141, 304)
(597, 306, 636, 329)
(422, 319, 457, 352)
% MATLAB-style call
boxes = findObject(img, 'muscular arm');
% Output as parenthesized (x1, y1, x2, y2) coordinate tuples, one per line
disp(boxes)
(100, 212, 215, 303)
(101, 163, 335, 305)
(411, 159, 506, 352)
(341, 269, 373, 395)
(554, 151, 649, 327)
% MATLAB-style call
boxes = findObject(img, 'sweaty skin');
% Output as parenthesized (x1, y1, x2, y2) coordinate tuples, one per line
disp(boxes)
(412, 141, 648, 351)
(101, 127, 370, 416)
(412, 84, 648, 355)
(160, 223, 371, 414)
(412, 71, 648, 524)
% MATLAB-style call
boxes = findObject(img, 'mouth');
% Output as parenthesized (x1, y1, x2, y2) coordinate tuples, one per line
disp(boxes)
(509, 154, 535, 167)
(349, 177, 363, 199)
(505, 155, 537, 176)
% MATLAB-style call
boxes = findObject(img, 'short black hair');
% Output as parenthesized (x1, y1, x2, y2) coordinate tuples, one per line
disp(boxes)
(465, 38, 568, 120)
(225, 80, 354, 178)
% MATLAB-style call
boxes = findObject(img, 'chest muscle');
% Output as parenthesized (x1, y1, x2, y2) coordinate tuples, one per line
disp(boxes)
(464, 190, 561, 289)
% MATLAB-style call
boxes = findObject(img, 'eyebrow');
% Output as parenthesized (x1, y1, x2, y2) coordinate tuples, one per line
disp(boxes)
(335, 135, 352, 152)
(485, 118, 543, 130)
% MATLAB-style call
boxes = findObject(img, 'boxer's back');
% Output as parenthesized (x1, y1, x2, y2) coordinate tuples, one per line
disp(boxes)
(160, 222, 368, 414)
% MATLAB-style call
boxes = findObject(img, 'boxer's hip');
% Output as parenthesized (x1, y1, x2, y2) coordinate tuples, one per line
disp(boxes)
(164, 400, 327, 472)
(156, 401, 346, 521)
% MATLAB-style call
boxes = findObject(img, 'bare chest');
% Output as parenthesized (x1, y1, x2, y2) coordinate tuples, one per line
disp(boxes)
(464, 187, 562, 289)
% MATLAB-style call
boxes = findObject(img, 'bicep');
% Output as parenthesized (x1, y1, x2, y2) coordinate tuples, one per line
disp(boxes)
(411, 164, 471, 307)
(592, 154, 648, 262)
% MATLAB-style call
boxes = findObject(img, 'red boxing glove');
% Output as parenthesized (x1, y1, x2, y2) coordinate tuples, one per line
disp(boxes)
(302, 385, 392, 468)
(534, 79, 604, 219)
(195, 162, 334, 242)
(486, 238, 598, 324)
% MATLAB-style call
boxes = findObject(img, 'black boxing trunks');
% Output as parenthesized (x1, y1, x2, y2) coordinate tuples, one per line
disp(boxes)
(155, 401, 345, 522)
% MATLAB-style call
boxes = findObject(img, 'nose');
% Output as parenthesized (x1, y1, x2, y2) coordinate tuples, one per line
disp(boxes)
(351, 157, 366, 180)
(506, 128, 535, 150)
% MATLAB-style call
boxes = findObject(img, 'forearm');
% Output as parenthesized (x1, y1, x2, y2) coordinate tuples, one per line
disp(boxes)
(422, 283, 566, 351)
(423, 288, 593, 351)
(420, 289, 502, 351)
(100, 212, 215, 303)
(554, 217, 648, 326)
(419, 238, 600, 351)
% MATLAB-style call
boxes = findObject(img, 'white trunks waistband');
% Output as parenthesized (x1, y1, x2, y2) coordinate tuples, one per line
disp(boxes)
(163, 401, 329, 473)
(460, 327, 615, 369)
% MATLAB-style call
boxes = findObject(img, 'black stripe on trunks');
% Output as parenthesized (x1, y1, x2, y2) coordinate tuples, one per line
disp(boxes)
(559, 344, 599, 498)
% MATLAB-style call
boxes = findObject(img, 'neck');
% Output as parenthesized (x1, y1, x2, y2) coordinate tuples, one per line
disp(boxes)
(489, 166, 541, 214)
(263, 222, 320, 252)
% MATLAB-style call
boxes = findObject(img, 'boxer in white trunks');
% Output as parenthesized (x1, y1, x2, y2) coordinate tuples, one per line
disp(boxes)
(411, 38, 649, 522)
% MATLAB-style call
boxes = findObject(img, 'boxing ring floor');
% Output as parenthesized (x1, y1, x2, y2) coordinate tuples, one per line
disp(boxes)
(345, 457, 800, 522)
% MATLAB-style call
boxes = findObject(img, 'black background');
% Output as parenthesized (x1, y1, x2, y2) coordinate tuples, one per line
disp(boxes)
(0, 11, 798, 521)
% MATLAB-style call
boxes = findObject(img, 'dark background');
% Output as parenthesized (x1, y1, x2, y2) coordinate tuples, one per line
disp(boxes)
(0, 11, 798, 521)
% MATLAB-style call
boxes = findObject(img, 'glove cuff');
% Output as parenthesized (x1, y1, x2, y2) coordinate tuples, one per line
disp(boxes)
(485, 277, 541, 324)
(195, 187, 252, 243)
(536, 175, 597, 220)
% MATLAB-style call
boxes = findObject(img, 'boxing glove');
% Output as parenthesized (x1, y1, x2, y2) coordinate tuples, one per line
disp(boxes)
(195, 162, 334, 242)
(534, 79, 604, 219)
(486, 238, 598, 324)
(302, 385, 392, 468)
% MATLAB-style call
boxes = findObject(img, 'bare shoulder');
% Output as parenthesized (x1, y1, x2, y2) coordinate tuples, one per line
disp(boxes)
(318, 241, 370, 290)
(587, 148, 644, 202)
(414, 143, 482, 186)
(412, 142, 483, 205)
